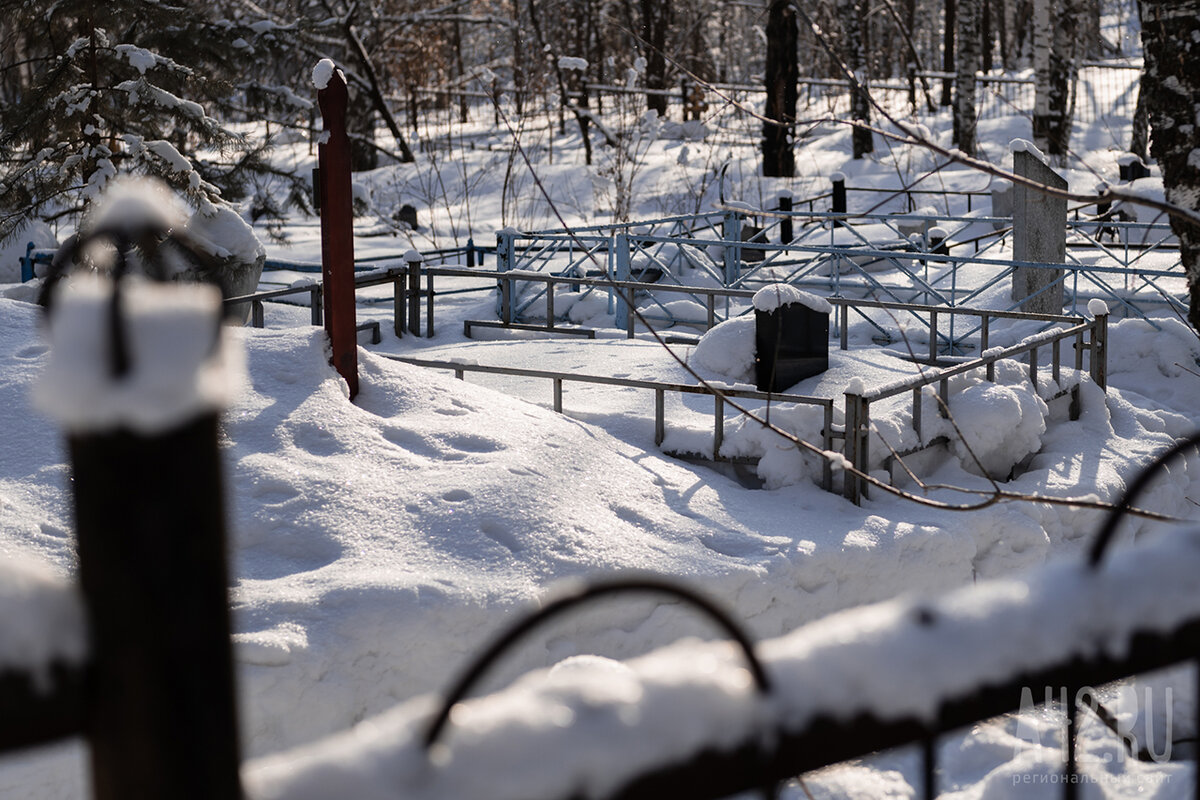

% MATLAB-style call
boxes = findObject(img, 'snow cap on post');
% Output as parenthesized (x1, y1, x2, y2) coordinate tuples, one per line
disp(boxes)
(35, 276, 244, 434)
(311, 58, 343, 90)
(752, 283, 832, 314)
(34, 179, 245, 434)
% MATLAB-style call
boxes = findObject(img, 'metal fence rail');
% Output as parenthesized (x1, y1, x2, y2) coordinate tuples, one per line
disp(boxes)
(842, 307, 1107, 503)
(496, 207, 1178, 345)
(387, 354, 836, 491)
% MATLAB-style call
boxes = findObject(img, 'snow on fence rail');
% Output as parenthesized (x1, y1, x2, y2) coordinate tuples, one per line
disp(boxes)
(243, 434, 1200, 800)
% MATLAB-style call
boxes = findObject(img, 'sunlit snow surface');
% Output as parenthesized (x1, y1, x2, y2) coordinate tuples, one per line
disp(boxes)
(2, 281, 1199, 797)
(3, 55, 1200, 800)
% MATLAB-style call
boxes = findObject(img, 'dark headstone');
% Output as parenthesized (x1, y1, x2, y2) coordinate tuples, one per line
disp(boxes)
(755, 302, 830, 392)
(742, 224, 767, 263)
(395, 204, 419, 230)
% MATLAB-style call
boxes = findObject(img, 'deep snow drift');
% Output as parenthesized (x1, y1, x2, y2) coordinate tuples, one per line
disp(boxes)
(2, 279, 1199, 797)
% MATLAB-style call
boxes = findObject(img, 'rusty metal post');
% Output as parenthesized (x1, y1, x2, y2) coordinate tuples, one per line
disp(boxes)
(317, 67, 359, 398)
(1090, 310, 1108, 391)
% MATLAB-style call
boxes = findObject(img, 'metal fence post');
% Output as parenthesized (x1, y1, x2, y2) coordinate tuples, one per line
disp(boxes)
(615, 233, 631, 331)
(1091, 311, 1108, 391)
(778, 192, 794, 244)
(405, 250, 423, 335)
(40, 277, 244, 800)
(843, 392, 866, 504)
(831, 172, 847, 215)
(21, 242, 35, 282)
(309, 285, 323, 326)
(496, 230, 514, 319)
(317, 66, 359, 399)
(722, 211, 742, 286)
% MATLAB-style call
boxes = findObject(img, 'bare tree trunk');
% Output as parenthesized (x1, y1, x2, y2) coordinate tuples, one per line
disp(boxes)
(640, 0, 671, 116)
(1079, 0, 1102, 57)
(347, 86, 378, 172)
(763, 0, 798, 177)
(525, 0, 595, 165)
(1032, 0, 1078, 158)
(981, 0, 993, 73)
(453, 20, 467, 124)
(840, 0, 873, 158)
(996, 0, 1010, 69)
(941, 0, 955, 107)
(1140, 0, 1200, 332)
(954, 0, 980, 156)
(1128, 0, 1149, 160)
(340, 17, 416, 163)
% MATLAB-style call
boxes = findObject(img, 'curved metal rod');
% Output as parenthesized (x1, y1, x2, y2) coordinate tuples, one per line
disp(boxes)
(422, 576, 772, 751)
(1088, 429, 1200, 568)
(38, 222, 224, 378)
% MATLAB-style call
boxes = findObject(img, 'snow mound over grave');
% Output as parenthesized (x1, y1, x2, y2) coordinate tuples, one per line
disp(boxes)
(942, 378, 1048, 479)
(244, 528, 1200, 800)
(688, 316, 755, 383)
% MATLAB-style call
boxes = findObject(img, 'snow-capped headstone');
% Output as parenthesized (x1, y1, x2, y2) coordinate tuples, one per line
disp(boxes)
(1011, 143, 1066, 314)
(753, 284, 831, 392)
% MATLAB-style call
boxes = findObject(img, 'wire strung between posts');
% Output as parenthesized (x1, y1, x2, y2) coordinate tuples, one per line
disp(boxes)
(1088, 429, 1200, 568)
(421, 577, 772, 752)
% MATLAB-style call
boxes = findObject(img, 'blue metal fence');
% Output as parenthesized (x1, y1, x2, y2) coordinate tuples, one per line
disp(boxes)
(495, 208, 1181, 352)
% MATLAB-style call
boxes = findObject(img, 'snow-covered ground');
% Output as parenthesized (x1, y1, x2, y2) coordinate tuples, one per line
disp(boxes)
(3, 62, 1200, 799)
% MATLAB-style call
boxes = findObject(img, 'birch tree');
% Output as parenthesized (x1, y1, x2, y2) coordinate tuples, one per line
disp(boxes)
(1031, 0, 1079, 158)
(1140, 0, 1200, 332)
(953, 0, 980, 157)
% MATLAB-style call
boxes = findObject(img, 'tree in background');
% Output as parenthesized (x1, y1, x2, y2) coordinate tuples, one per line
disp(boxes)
(1031, 0, 1079, 158)
(0, 0, 308, 244)
(952, 0, 980, 156)
(637, 0, 671, 117)
(838, 0, 873, 159)
(762, 0, 798, 178)
(1140, 0, 1200, 333)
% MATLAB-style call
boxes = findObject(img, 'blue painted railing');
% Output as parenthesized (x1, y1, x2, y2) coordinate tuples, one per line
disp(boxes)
(494, 209, 1181, 347)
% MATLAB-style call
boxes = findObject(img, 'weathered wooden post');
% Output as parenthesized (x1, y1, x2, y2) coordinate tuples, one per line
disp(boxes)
(35, 229, 245, 800)
(315, 60, 359, 398)
(1011, 141, 1066, 314)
